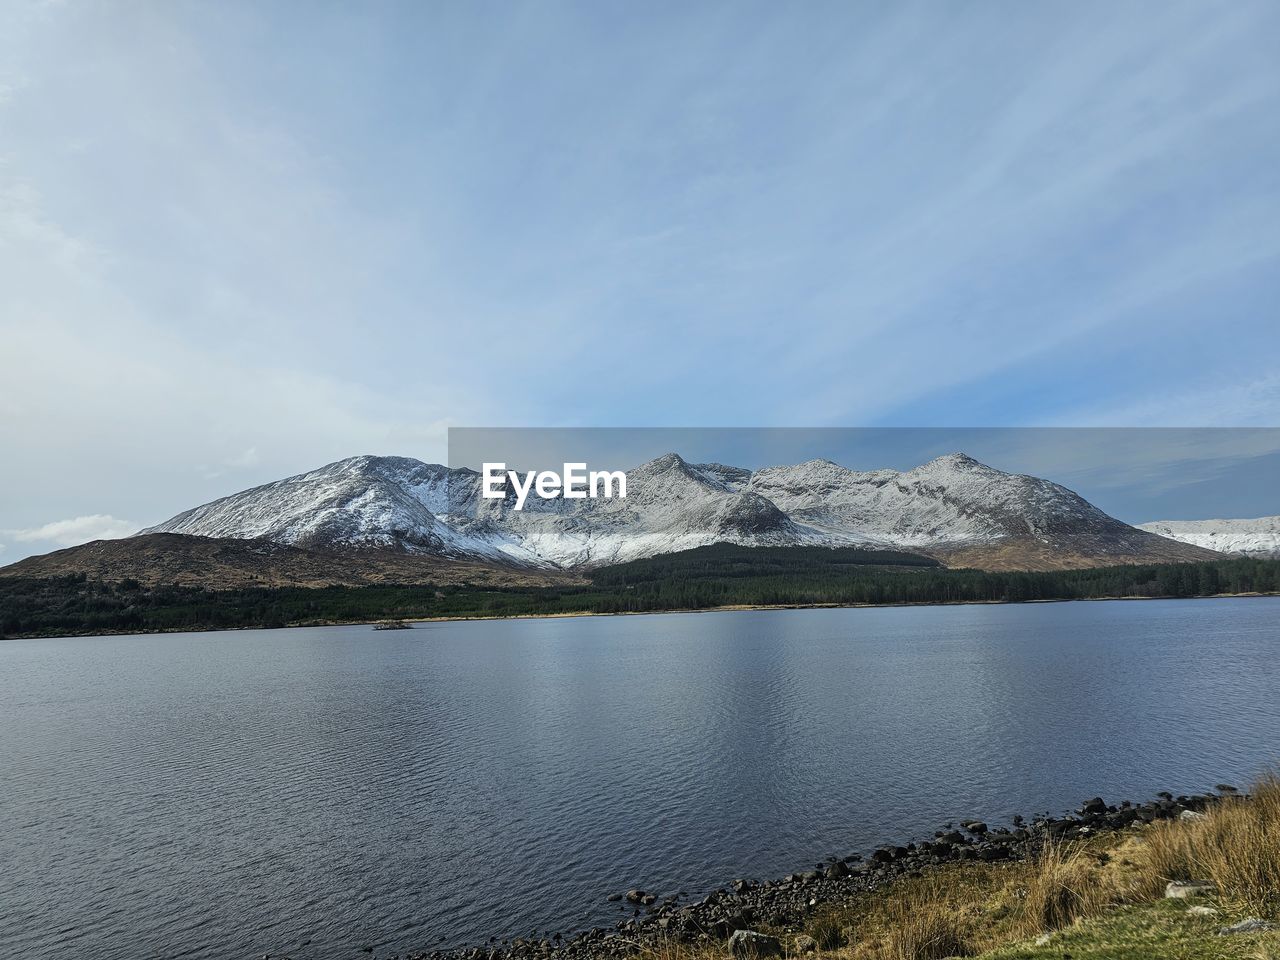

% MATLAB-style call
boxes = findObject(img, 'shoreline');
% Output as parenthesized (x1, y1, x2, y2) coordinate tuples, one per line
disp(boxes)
(392, 788, 1232, 960)
(4, 589, 1278, 641)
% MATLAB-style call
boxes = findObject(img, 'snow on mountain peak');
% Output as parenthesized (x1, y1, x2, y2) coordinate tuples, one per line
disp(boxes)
(911, 452, 995, 475)
(142, 452, 1218, 569)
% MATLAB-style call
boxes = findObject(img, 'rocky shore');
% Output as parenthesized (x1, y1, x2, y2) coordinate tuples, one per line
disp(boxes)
(380, 789, 1231, 960)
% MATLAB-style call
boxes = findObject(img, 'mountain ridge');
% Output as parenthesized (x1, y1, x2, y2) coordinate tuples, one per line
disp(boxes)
(130, 452, 1220, 572)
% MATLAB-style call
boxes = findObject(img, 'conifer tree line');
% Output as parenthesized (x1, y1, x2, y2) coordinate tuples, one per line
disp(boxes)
(2, 545, 1278, 638)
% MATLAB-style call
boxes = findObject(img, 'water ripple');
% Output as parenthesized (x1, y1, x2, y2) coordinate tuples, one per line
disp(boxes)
(1, 600, 1278, 959)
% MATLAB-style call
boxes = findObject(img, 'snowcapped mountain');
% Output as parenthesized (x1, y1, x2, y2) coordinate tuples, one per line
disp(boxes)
(747, 453, 1122, 547)
(1136, 517, 1280, 558)
(460, 453, 807, 567)
(138, 456, 530, 565)
(145, 456, 451, 551)
(139, 452, 1220, 570)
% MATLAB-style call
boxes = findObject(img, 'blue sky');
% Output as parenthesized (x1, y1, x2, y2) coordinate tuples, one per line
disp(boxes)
(2, 0, 1279, 560)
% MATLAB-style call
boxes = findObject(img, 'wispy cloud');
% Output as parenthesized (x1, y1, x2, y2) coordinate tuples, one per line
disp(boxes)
(6, 515, 138, 548)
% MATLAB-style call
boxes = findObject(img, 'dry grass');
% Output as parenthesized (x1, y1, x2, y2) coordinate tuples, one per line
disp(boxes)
(1133, 774, 1280, 917)
(809, 913, 848, 951)
(843, 872, 990, 960)
(635, 776, 1280, 960)
(881, 909, 974, 960)
(1015, 840, 1116, 937)
(851, 775, 1280, 957)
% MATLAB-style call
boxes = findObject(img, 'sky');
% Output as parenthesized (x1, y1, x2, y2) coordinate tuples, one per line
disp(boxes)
(2, 0, 1279, 562)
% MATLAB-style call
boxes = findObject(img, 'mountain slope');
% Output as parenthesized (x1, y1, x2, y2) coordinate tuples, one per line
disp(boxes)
(0, 533, 578, 589)
(453, 453, 808, 567)
(132, 452, 1219, 571)
(142, 456, 453, 551)
(749, 453, 1130, 546)
(746, 453, 1221, 570)
(139, 456, 540, 565)
(1136, 516, 1280, 558)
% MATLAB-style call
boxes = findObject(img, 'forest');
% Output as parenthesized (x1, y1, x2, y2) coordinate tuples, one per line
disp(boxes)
(2, 544, 1278, 638)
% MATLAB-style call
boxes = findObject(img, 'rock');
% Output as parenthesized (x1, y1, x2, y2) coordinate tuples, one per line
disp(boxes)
(606, 893, 622, 902)
(728, 930, 783, 958)
(824, 861, 848, 879)
(625, 890, 646, 904)
(1187, 906, 1220, 917)
(1217, 918, 1274, 935)
(1165, 880, 1217, 899)
(794, 934, 817, 954)
(1179, 809, 1207, 821)
(1080, 797, 1107, 816)
(963, 821, 988, 835)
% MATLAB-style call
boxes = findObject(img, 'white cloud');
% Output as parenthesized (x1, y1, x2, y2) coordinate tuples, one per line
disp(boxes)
(6, 515, 139, 548)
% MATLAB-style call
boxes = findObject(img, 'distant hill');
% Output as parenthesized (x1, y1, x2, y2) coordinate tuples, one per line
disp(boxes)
(0, 533, 578, 589)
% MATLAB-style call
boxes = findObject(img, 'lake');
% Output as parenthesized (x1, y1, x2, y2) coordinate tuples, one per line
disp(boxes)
(2, 598, 1278, 959)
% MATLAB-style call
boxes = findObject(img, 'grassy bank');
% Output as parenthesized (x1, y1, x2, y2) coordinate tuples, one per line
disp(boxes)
(648, 777, 1280, 960)
(2, 547, 1279, 638)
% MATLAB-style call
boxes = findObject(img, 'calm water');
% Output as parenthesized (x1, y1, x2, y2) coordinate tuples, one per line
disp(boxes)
(2, 599, 1278, 960)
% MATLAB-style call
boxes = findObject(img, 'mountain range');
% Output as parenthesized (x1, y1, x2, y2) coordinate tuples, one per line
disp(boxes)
(6, 451, 1253, 587)
(121, 451, 1225, 569)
